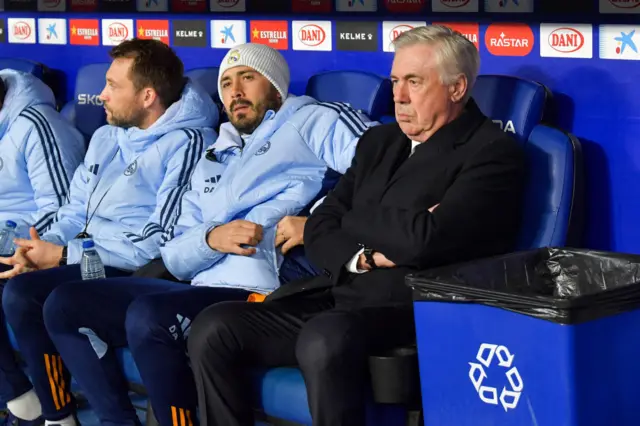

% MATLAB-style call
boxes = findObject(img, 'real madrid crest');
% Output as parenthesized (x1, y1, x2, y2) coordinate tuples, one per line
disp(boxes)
(255, 141, 271, 156)
(124, 160, 138, 176)
(228, 50, 240, 64)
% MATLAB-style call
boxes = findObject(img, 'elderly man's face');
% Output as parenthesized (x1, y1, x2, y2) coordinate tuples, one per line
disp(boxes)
(390, 43, 466, 142)
(220, 66, 282, 135)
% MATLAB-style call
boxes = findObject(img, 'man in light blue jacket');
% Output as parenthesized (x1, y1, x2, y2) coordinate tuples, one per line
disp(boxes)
(0, 70, 85, 240)
(0, 39, 218, 426)
(40, 43, 376, 426)
(0, 69, 84, 426)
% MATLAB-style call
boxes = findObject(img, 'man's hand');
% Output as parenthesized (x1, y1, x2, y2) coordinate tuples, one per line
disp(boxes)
(0, 247, 37, 280)
(275, 216, 307, 255)
(11, 227, 63, 270)
(356, 251, 396, 271)
(207, 220, 263, 256)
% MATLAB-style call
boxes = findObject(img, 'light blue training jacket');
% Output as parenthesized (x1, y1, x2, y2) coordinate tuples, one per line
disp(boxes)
(161, 95, 376, 293)
(41, 80, 218, 271)
(0, 70, 85, 238)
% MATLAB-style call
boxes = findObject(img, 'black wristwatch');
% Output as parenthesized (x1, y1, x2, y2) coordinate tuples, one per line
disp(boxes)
(363, 246, 378, 270)
(59, 246, 68, 266)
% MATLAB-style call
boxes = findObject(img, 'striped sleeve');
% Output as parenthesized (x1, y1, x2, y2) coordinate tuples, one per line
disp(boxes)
(20, 106, 72, 234)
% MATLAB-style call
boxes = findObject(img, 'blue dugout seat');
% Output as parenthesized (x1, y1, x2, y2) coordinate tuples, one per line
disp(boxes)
(61, 63, 110, 142)
(0, 58, 46, 79)
(379, 74, 551, 137)
(249, 76, 583, 426)
(305, 71, 393, 122)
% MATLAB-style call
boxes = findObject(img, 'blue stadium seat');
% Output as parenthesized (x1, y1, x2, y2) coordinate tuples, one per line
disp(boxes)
(376, 74, 550, 132)
(0, 58, 46, 79)
(517, 124, 584, 249)
(185, 67, 219, 100)
(305, 71, 392, 121)
(472, 74, 551, 142)
(61, 63, 110, 142)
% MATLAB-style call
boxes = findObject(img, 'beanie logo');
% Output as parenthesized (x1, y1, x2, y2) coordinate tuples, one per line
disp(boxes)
(228, 49, 240, 64)
(255, 141, 271, 156)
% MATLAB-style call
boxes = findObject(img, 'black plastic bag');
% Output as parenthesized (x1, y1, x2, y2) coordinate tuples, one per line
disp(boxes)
(407, 247, 640, 325)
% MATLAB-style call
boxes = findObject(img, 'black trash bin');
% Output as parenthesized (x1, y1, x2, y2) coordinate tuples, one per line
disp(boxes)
(407, 247, 640, 426)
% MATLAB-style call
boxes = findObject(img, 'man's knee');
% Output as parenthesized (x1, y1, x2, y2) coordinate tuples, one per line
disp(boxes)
(295, 312, 365, 373)
(3, 273, 43, 322)
(42, 284, 79, 334)
(187, 301, 246, 364)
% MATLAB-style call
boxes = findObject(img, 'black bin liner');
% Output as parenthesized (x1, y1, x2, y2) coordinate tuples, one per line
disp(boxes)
(406, 247, 640, 325)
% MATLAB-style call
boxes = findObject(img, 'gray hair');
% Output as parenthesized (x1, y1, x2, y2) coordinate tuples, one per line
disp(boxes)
(392, 25, 480, 100)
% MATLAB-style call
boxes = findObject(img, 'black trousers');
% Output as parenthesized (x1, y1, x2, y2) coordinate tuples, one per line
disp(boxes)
(187, 296, 415, 426)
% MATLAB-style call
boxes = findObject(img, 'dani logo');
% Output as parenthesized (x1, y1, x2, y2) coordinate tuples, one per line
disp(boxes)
(12, 21, 32, 40)
(609, 0, 640, 8)
(299, 24, 326, 46)
(440, 0, 470, 7)
(108, 22, 129, 43)
(548, 27, 584, 53)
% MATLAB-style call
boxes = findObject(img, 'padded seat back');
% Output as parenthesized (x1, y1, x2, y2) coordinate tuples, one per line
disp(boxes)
(185, 67, 225, 125)
(517, 124, 584, 249)
(61, 63, 110, 141)
(472, 75, 550, 142)
(305, 71, 392, 121)
(0, 58, 45, 79)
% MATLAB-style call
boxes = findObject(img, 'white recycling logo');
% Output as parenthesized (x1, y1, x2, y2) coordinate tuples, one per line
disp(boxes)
(468, 343, 524, 412)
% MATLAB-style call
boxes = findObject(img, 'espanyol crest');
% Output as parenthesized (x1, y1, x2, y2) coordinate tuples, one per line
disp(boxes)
(124, 160, 138, 176)
(255, 141, 271, 156)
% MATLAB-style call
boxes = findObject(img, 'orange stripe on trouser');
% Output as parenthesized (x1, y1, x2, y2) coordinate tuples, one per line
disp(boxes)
(171, 407, 194, 426)
(44, 354, 70, 411)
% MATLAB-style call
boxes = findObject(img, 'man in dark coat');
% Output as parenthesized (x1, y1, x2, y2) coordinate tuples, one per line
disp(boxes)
(186, 25, 526, 426)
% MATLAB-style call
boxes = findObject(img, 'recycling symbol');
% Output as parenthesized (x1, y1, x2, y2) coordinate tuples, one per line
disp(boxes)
(468, 343, 524, 412)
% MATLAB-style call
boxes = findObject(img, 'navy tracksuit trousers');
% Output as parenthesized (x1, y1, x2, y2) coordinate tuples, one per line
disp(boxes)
(43, 277, 250, 426)
(0, 265, 34, 407)
(2, 264, 129, 421)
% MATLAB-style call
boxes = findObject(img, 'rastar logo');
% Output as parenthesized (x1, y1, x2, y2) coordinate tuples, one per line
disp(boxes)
(12, 22, 32, 40)
(485, 23, 534, 56)
(78, 94, 104, 105)
(548, 27, 584, 53)
(108, 22, 129, 43)
(299, 24, 326, 46)
(440, 0, 470, 7)
(609, 0, 640, 8)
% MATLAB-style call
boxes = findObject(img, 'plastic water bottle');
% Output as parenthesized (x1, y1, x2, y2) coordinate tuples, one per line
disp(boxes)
(0, 220, 17, 257)
(80, 240, 106, 280)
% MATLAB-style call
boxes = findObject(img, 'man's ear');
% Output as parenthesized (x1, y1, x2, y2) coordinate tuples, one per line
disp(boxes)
(449, 74, 468, 103)
(142, 87, 158, 108)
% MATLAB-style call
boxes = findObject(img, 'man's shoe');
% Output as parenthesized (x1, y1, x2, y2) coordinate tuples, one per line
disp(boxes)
(2, 413, 44, 426)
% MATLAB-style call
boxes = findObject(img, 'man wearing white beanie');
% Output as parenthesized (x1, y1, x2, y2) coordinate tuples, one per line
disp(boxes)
(39, 42, 377, 426)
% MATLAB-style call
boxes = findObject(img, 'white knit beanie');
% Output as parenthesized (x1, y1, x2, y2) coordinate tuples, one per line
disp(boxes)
(217, 43, 290, 102)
